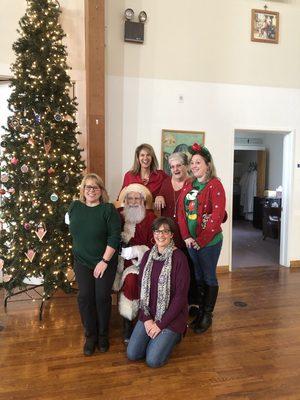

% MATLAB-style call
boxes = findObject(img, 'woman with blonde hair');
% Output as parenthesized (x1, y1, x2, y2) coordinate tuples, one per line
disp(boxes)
(68, 173, 121, 355)
(120, 143, 168, 199)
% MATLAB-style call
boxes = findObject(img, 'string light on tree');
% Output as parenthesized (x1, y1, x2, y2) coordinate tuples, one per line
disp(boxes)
(0, 0, 85, 298)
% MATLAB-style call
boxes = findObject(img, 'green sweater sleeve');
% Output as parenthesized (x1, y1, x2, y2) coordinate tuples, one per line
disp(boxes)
(105, 203, 121, 250)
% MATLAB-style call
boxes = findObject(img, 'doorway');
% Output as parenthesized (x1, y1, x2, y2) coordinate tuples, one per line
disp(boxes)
(231, 129, 293, 269)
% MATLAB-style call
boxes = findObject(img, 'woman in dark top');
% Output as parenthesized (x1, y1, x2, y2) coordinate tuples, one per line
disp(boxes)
(69, 173, 121, 356)
(127, 217, 190, 368)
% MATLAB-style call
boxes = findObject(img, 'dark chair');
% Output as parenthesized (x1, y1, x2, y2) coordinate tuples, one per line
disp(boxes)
(262, 206, 281, 240)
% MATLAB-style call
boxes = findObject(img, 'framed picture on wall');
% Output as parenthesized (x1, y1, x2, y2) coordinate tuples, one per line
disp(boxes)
(251, 9, 279, 44)
(161, 129, 205, 175)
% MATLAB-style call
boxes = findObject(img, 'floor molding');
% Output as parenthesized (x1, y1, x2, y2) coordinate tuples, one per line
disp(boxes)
(290, 260, 300, 268)
(218, 265, 229, 273)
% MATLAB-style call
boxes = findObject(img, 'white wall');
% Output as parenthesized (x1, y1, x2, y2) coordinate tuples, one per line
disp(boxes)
(106, 76, 300, 266)
(106, 0, 300, 88)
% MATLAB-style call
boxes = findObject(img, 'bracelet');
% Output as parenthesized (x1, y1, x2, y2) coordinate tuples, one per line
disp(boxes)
(102, 258, 109, 264)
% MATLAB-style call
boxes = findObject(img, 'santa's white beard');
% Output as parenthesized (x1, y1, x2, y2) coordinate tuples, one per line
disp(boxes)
(123, 205, 146, 224)
(121, 205, 146, 244)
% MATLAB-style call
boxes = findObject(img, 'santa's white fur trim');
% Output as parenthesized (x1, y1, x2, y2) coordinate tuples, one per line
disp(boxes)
(118, 292, 139, 321)
(121, 221, 136, 244)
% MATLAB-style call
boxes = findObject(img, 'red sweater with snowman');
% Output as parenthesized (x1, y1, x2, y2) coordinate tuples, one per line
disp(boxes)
(177, 177, 226, 248)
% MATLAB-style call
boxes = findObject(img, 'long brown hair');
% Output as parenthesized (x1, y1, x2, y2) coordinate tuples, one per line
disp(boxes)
(131, 143, 159, 175)
(79, 173, 109, 203)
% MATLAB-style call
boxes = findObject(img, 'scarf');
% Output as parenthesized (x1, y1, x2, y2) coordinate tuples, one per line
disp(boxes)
(140, 241, 174, 322)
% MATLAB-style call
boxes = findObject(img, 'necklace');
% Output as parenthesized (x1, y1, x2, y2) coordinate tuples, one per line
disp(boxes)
(171, 179, 185, 218)
(173, 189, 181, 218)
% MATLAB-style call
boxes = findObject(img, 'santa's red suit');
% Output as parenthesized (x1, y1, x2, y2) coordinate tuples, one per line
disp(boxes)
(114, 210, 156, 321)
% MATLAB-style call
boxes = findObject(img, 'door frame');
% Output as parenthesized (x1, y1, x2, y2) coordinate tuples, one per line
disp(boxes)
(230, 128, 294, 269)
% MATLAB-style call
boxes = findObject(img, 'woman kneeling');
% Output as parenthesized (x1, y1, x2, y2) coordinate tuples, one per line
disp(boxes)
(127, 217, 190, 368)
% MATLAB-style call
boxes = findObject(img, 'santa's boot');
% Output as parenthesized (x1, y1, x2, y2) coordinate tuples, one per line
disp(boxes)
(123, 318, 134, 345)
(194, 285, 219, 334)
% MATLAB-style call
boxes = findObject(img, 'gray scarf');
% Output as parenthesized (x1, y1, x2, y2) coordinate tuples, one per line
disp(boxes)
(140, 241, 174, 322)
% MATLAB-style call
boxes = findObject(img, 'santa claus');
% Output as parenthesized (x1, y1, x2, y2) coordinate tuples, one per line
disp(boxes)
(114, 184, 156, 343)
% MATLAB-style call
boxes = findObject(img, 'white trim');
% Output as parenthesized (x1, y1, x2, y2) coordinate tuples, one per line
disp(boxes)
(231, 128, 293, 269)
(280, 131, 294, 267)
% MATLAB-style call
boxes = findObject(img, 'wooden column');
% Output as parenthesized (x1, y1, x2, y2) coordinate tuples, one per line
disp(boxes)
(85, 0, 105, 179)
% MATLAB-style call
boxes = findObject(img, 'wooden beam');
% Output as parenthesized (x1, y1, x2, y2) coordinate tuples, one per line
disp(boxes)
(85, 0, 105, 180)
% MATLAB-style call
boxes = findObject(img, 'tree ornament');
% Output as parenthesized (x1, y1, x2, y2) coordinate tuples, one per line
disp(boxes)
(50, 193, 58, 202)
(34, 114, 41, 124)
(1, 173, 9, 183)
(9, 117, 19, 129)
(1, 141, 7, 147)
(19, 117, 28, 125)
(0, 258, 4, 270)
(21, 164, 29, 173)
(24, 222, 31, 230)
(43, 137, 52, 155)
(3, 274, 12, 283)
(0, 188, 6, 195)
(28, 137, 35, 146)
(11, 157, 19, 165)
(54, 112, 62, 122)
(65, 174, 70, 183)
(25, 249, 36, 262)
(48, 167, 55, 174)
(32, 199, 40, 208)
(8, 187, 15, 194)
(35, 222, 47, 241)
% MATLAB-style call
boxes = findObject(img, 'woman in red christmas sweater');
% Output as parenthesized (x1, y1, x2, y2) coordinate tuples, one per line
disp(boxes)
(120, 143, 168, 199)
(177, 143, 226, 334)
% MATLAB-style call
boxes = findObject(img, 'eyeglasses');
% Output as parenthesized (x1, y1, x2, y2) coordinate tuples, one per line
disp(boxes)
(84, 185, 101, 192)
(153, 229, 171, 235)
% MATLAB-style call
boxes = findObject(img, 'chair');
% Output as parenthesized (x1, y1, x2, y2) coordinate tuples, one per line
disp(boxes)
(262, 206, 281, 240)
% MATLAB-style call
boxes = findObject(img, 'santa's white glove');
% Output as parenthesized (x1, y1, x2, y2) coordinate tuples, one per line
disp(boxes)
(121, 245, 149, 265)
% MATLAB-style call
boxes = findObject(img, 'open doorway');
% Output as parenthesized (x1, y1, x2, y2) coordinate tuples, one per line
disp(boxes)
(232, 129, 291, 269)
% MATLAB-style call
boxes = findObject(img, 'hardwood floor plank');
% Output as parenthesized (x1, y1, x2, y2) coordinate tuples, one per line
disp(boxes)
(1, 266, 300, 400)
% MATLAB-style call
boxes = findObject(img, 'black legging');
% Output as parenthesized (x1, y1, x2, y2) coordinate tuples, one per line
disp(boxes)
(74, 260, 117, 340)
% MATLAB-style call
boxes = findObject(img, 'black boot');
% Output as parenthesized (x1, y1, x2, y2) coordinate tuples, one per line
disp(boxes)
(123, 318, 134, 345)
(194, 285, 219, 334)
(189, 284, 205, 328)
(83, 337, 97, 356)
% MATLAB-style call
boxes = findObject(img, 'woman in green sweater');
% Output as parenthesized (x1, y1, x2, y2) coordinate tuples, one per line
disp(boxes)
(69, 173, 121, 356)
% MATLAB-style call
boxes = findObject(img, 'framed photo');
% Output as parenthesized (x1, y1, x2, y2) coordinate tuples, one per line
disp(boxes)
(251, 9, 279, 44)
(161, 129, 205, 175)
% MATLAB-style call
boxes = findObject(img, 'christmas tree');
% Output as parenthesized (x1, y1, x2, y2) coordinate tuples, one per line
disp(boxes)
(0, 0, 85, 299)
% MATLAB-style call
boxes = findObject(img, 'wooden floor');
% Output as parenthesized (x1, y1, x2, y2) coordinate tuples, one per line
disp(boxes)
(1, 266, 300, 400)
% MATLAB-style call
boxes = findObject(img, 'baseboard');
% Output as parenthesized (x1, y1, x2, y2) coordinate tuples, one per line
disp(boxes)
(217, 265, 229, 273)
(290, 260, 300, 268)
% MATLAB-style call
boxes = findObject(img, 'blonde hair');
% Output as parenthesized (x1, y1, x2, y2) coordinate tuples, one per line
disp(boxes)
(131, 143, 159, 175)
(79, 173, 109, 203)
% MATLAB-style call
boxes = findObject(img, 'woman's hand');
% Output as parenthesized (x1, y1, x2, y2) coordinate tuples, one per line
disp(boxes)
(144, 319, 155, 335)
(154, 196, 166, 211)
(185, 237, 200, 250)
(148, 323, 161, 339)
(93, 260, 108, 278)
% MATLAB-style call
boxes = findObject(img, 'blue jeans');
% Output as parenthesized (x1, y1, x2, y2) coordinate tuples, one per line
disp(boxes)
(127, 320, 181, 368)
(188, 241, 222, 287)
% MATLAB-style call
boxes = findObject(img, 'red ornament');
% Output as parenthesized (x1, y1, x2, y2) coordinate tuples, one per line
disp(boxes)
(48, 167, 55, 174)
(11, 157, 19, 165)
(24, 222, 31, 230)
(0, 188, 6, 195)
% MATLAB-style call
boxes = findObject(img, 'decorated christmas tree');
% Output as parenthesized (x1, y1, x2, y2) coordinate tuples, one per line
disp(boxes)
(0, 0, 85, 299)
